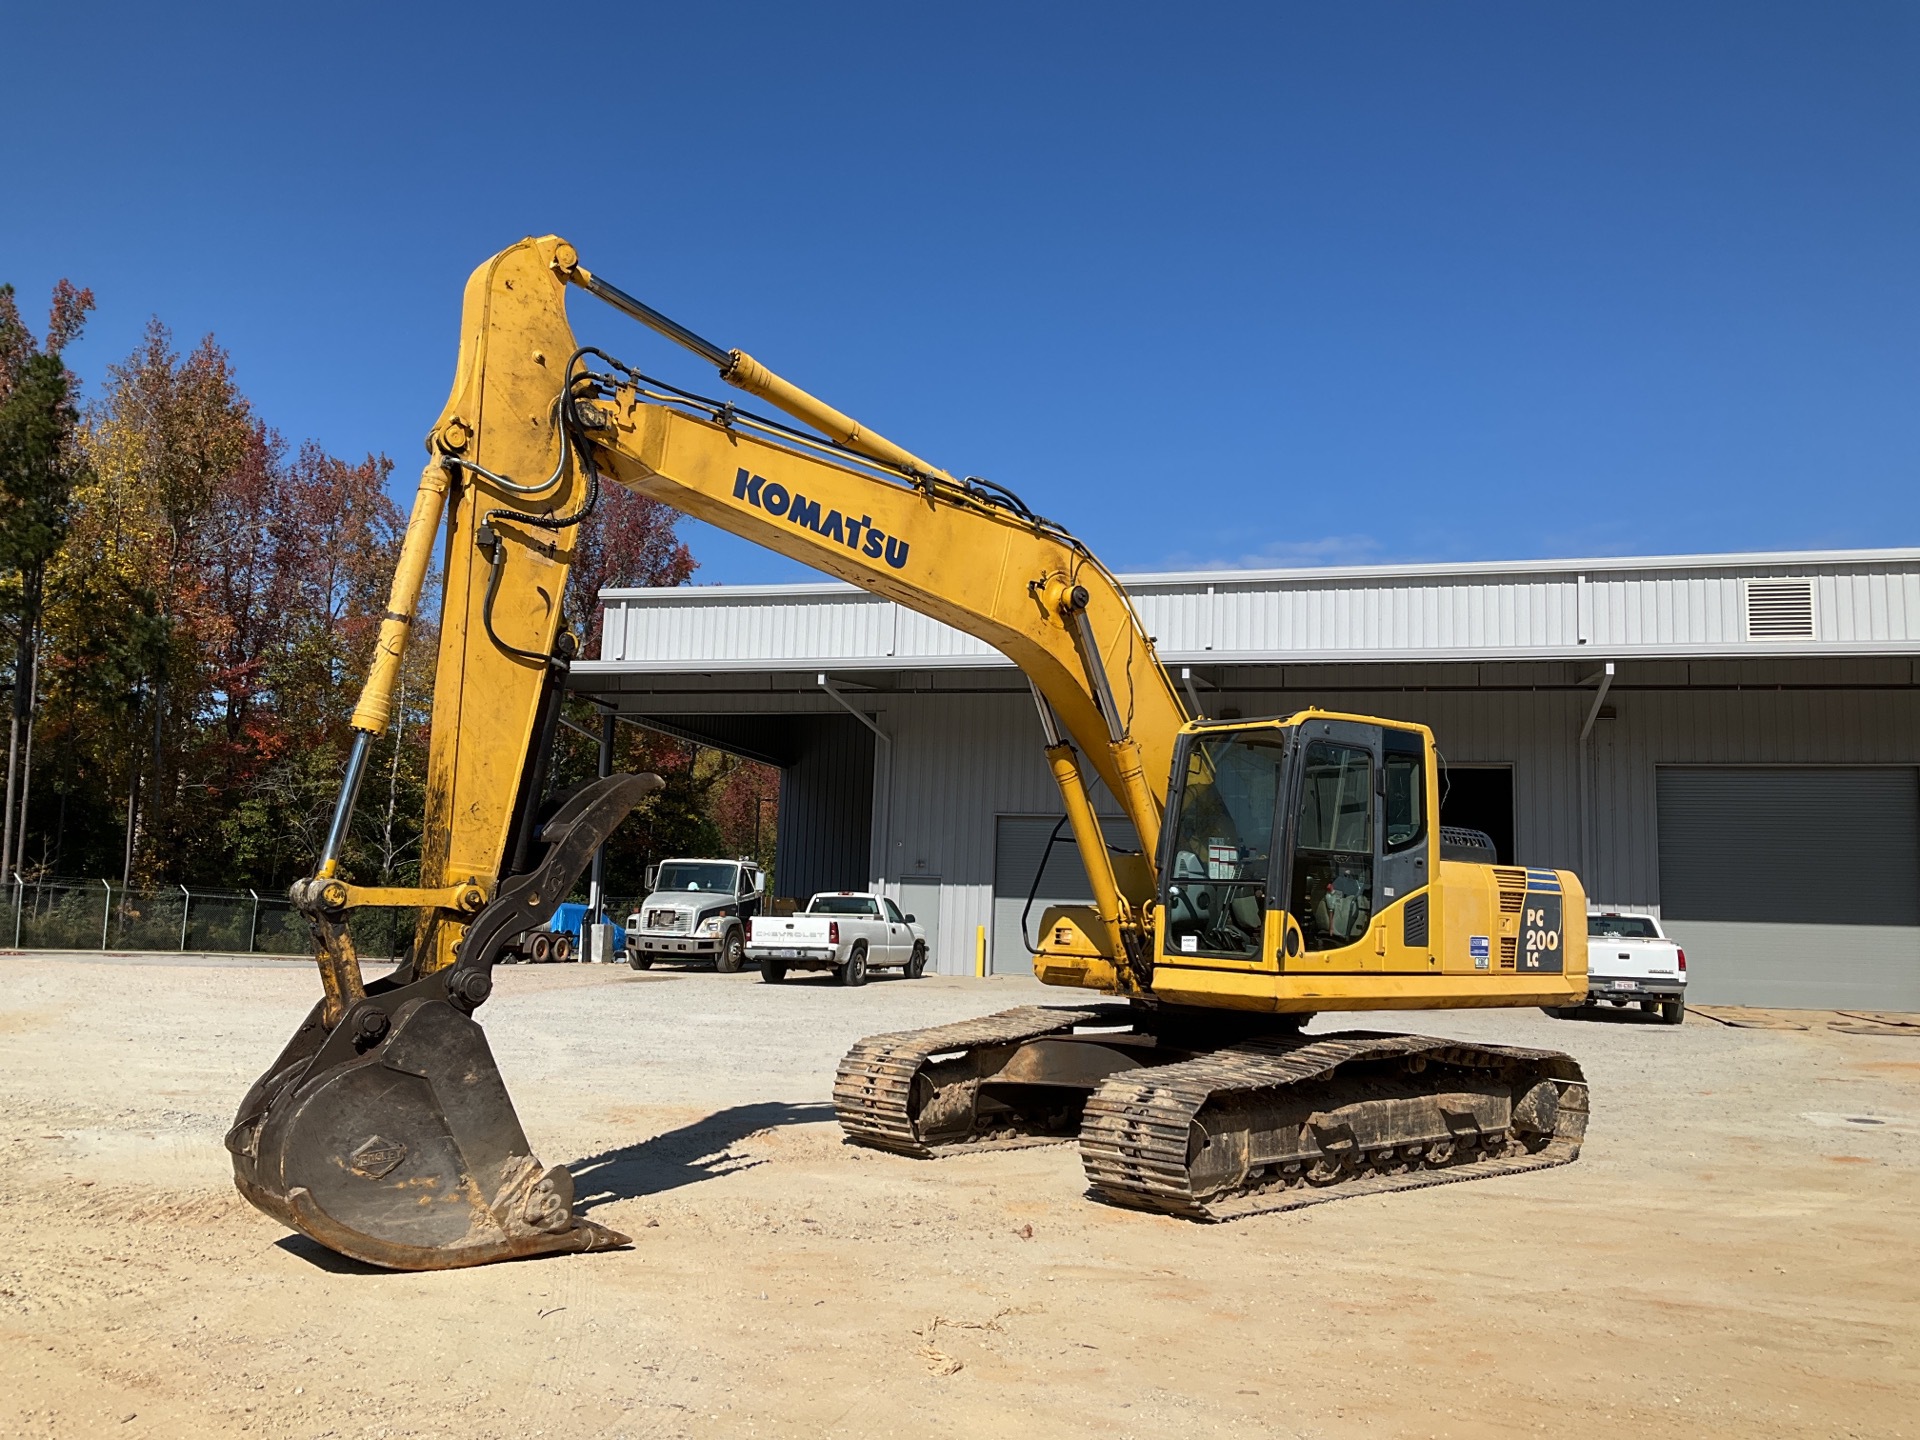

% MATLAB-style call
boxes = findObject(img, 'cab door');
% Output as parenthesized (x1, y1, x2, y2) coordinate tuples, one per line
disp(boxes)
(1377, 727, 1430, 932)
(1279, 718, 1430, 973)
(1280, 720, 1380, 971)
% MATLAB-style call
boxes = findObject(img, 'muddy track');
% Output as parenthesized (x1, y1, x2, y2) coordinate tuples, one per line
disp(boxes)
(1080, 1031, 1588, 1219)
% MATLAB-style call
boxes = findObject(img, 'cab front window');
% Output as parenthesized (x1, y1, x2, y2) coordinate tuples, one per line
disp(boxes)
(1162, 731, 1287, 960)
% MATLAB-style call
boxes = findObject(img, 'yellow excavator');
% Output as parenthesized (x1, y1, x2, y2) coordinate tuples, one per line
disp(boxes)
(227, 236, 1590, 1269)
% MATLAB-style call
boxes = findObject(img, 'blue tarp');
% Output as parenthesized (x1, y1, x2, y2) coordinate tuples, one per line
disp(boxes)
(547, 902, 627, 953)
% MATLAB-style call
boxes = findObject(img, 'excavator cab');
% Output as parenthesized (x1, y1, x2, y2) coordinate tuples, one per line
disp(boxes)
(1160, 714, 1437, 972)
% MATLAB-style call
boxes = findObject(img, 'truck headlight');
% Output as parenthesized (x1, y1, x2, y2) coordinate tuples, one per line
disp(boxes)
(697, 917, 723, 936)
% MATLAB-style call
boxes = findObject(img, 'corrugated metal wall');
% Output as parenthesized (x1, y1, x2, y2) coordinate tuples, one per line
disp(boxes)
(864, 659, 1920, 980)
(772, 716, 874, 904)
(877, 691, 1122, 973)
(1582, 660, 1920, 903)
(592, 656, 1920, 993)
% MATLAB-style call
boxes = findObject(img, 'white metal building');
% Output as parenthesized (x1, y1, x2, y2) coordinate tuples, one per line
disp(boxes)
(572, 549, 1920, 1010)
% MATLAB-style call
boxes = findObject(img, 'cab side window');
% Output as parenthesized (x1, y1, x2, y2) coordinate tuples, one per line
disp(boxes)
(884, 899, 906, 924)
(1383, 750, 1424, 852)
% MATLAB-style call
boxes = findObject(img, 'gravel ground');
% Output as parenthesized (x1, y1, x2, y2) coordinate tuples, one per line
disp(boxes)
(1, 952, 1915, 1439)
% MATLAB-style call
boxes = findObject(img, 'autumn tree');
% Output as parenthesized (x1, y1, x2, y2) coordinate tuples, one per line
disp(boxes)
(543, 484, 706, 899)
(566, 484, 695, 648)
(6, 296, 739, 907)
(40, 321, 405, 887)
(209, 439, 404, 885)
(0, 279, 94, 874)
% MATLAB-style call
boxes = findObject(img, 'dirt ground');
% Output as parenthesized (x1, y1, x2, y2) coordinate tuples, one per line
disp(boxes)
(1, 953, 1915, 1439)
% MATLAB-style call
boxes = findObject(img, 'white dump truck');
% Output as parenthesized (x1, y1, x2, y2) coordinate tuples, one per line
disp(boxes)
(1545, 910, 1688, 1024)
(625, 857, 766, 972)
(745, 891, 929, 986)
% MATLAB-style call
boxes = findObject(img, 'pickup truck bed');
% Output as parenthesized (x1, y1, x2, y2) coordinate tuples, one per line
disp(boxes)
(1548, 911, 1687, 1025)
(746, 892, 927, 987)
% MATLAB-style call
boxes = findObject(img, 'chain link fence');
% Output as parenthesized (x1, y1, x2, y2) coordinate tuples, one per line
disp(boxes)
(0, 877, 416, 960)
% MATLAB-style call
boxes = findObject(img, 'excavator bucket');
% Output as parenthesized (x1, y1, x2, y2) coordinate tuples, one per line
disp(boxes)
(227, 771, 660, 1269)
(226, 973, 625, 1268)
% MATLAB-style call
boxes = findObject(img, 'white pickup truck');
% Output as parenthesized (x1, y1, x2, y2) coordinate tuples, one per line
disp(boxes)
(1545, 910, 1688, 1025)
(745, 891, 929, 986)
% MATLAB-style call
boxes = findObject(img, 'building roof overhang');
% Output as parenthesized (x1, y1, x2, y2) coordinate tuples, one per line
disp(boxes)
(587, 547, 1920, 678)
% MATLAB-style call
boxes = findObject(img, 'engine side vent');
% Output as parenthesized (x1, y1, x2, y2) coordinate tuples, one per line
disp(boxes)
(1492, 867, 1528, 913)
(1499, 936, 1518, 971)
(1745, 579, 1815, 640)
(1402, 893, 1429, 949)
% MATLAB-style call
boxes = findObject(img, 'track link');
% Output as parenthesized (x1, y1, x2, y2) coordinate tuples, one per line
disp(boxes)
(833, 1004, 1130, 1155)
(1079, 1031, 1589, 1219)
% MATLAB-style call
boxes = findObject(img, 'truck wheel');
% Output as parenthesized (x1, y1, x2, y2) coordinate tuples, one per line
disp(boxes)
(528, 933, 552, 964)
(905, 943, 927, 979)
(552, 935, 574, 963)
(1639, 999, 1660, 1015)
(760, 959, 787, 984)
(717, 930, 745, 974)
(839, 942, 869, 987)
(628, 952, 653, 971)
(1660, 996, 1686, 1026)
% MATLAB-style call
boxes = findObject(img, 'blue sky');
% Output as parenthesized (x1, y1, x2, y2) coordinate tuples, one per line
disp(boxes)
(2, 3, 1914, 584)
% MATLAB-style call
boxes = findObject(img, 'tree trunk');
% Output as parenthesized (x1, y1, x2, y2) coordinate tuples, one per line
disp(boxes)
(122, 765, 139, 888)
(14, 635, 37, 875)
(123, 683, 144, 889)
(2, 576, 40, 879)
(2, 704, 17, 883)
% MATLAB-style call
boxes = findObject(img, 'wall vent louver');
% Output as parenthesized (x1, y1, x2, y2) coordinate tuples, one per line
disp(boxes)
(1745, 580, 1815, 640)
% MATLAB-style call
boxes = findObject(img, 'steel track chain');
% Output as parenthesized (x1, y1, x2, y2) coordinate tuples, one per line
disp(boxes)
(1078, 1031, 1589, 1220)
(832, 1004, 1130, 1155)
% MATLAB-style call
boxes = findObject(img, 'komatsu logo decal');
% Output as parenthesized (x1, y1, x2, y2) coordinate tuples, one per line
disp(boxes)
(732, 468, 911, 570)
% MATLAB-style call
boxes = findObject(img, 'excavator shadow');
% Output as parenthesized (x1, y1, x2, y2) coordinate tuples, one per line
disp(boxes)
(272, 1234, 393, 1275)
(566, 1101, 836, 1210)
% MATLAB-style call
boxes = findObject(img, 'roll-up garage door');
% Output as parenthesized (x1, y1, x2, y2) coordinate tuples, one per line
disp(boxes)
(1656, 767, 1920, 1009)
(991, 815, 1108, 975)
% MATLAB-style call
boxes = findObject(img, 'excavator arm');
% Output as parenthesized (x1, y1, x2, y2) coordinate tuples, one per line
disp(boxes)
(228, 235, 1187, 1268)
(557, 251, 1194, 979)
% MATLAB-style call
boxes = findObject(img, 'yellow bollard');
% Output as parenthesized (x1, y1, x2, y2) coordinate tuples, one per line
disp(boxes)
(975, 925, 987, 978)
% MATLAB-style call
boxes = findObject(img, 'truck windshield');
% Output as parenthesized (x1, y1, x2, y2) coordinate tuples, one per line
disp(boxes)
(1589, 915, 1659, 939)
(809, 896, 879, 916)
(654, 862, 738, 893)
